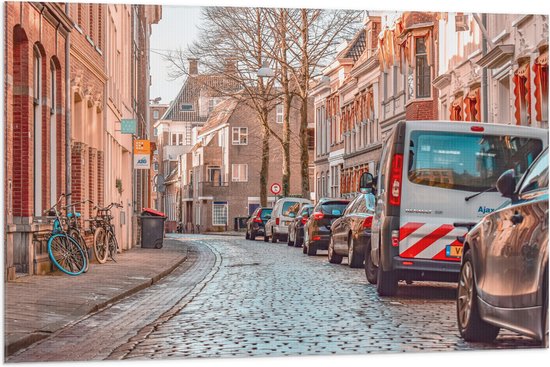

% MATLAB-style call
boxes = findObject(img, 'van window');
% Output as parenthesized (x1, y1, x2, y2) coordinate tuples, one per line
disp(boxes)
(282, 201, 300, 216)
(408, 131, 543, 192)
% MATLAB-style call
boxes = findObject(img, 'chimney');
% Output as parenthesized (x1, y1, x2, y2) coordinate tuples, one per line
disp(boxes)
(224, 58, 237, 75)
(188, 58, 198, 75)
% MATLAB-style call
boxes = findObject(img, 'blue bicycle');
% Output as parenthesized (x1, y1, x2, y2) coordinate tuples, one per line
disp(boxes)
(45, 193, 87, 276)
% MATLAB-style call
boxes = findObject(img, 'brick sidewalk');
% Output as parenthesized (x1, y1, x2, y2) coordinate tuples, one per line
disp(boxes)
(4, 238, 188, 356)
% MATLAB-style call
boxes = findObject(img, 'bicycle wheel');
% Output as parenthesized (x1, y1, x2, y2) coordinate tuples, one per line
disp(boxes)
(106, 230, 118, 261)
(69, 228, 89, 273)
(93, 227, 108, 264)
(47, 234, 87, 276)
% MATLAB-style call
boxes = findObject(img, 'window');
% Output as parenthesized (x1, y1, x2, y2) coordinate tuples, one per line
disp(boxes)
(171, 133, 184, 145)
(33, 46, 42, 217)
(212, 202, 228, 226)
(232, 164, 248, 182)
(232, 127, 248, 145)
(207, 166, 222, 185)
(153, 127, 158, 137)
(519, 149, 548, 196)
(180, 103, 193, 111)
(307, 128, 315, 150)
(208, 98, 219, 113)
(276, 104, 284, 123)
(153, 110, 159, 119)
(408, 131, 543, 192)
(415, 38, 431, 98)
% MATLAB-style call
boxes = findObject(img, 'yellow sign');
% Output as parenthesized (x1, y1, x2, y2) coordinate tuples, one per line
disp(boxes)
(134, 140, 151, 154)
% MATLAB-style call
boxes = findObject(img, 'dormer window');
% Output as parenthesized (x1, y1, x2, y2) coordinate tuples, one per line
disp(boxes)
(181, 103, 194, 111)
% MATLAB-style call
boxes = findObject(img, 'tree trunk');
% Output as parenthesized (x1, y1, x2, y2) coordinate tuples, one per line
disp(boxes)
(280, 9, 291, 197)
(259, 110, 270, 207)
(299, 96, 310, 198)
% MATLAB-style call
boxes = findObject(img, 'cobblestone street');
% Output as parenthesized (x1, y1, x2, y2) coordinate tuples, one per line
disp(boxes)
(7, 234, 540, 362)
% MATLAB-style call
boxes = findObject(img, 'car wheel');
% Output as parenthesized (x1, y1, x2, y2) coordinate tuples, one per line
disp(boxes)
(307, 240, 317, 256)
(348, 236, 363, 269)
(245, 230, 250, 240)
(264, 228, 269, 242)
(271, 232, 278, 243)
(288, 228, 294, 246)
(328, 237, 343, 264)
(250, 230, 256, 241)
(457, 250, 500, 342)
(376, 258, 398, 297)
(364, 240, 378, 284)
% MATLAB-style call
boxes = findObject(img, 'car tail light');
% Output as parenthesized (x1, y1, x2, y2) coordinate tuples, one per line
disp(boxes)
(389, 153, 403, 206)
(363, 217, 373, 228)
(312, 236, 321, 241)
(391, 230, 399, 247)
(402, 261, 414, 266)
(253, 217, 262, 223)
(276, 217, 280, 225)
(301, 216, 308, 224)
(313, 212, 324, 220)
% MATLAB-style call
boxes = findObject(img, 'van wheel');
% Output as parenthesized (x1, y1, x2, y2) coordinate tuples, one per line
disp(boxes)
(288, 229, 294, 246)
(328, 238, 342, 264)
(377, 263, 398, 297)
(457, 250, 500, 342)
(264, 233, 269, 242)
(364, 240, 378, 284)
(348, 236, 363, 268)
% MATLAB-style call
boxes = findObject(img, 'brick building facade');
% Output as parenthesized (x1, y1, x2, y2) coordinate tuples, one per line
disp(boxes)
(4, 2, 72, 279)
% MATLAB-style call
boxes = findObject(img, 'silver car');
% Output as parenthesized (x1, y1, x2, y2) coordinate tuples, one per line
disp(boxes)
(457, 148, 548, 346)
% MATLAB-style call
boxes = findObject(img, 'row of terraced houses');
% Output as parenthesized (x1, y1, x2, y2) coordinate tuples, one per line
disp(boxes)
(312, 11, 548, 202)
(4, 2, 162, 279)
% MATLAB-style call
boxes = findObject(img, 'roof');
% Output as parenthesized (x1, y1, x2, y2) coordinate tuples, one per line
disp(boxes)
(197, 98, 239, 136)
(336, 29, 367, 62)
(162, 73, 240, 122)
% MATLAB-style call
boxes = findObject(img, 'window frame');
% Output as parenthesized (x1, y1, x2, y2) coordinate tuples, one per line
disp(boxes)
(231, 163, 248, 182)
(276, 104, 284, 124)
(212, 202, 228, 226)
(415, 37, 431, 99)
(231, 127, 248, 145)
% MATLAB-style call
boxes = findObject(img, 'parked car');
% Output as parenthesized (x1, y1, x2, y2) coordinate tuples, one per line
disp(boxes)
(303, 198, 350, 256)
(265, 197, 312, 243)
(456, 148, 548, 345)
(328, 192, 376, 269)
(287, 204, 314, 247)
(362, 120, 547, 296)
(245, 207, 272, 240)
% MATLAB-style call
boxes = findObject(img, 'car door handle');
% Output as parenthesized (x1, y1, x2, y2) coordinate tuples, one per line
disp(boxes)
(511, 212, 524, 225)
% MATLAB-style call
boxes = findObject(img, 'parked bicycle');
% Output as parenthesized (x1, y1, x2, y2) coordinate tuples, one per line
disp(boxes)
(65, 200, 91, 272)
(89, 202, 122, 262)
(44, 193, 87, 276)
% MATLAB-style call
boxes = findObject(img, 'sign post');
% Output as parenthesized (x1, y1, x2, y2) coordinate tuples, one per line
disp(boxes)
(270, 183, 282, 198)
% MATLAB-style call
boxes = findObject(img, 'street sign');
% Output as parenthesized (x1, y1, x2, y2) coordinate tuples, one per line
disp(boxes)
(270, 183, 281, 195)
(134, 154, 151, 169)
(134, 140, 151, 155)
(121, 119, 137, 135)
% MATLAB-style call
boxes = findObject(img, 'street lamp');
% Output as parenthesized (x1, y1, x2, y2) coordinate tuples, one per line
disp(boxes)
(257, 61, 274, 78)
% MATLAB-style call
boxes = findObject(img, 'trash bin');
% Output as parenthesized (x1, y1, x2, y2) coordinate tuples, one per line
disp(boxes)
(234, 217, 248, 231)
(140, 208, 167, 249)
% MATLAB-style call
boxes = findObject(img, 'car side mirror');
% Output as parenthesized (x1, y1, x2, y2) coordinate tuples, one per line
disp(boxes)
(496, 169, 516, 199)
(359, 172, 375, 194)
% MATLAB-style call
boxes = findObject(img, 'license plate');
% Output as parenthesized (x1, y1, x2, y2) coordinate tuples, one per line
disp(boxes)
(446, 244, 463, 258)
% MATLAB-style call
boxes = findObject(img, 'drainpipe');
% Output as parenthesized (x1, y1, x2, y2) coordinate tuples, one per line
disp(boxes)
(65, 3, 71, 204)
(481, 13, 488, 123)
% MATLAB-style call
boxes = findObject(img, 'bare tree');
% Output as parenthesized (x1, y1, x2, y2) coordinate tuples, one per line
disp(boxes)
(266, 8, 363, 197)
(164, 7, 284, 206)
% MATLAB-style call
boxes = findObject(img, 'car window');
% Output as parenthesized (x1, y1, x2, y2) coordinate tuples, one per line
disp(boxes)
(365, 193, 376, 211)
(281, 201, 299, 216)
(519, 149, 548, 195)
(299, 206, 311, 216)
(378, 145, 388, 193)
(343, 196, 360, 215)
(408, 131, 542, 192)
(260, 208, 272, 219)
(319, 200, 349, 216)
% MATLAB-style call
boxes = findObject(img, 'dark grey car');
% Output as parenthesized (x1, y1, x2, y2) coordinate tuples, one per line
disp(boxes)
(457, 148, 548, 345)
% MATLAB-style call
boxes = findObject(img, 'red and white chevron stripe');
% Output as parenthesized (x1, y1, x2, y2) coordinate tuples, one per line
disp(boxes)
(399, 222, 466, 262)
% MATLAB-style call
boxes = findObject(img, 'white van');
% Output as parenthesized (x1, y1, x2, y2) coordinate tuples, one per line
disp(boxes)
(265, 197, 312, 243)
(362, 120, 548, 296)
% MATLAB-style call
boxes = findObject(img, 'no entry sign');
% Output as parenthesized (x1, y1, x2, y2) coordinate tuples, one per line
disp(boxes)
(270, 183, 281, 195)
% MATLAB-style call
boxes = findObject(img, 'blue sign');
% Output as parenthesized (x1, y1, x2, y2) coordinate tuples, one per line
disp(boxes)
(121, 119, 137, 134)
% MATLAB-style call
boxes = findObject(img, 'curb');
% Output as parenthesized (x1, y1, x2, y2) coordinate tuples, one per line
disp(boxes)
(5, 253, 188, 357)
(203, 232, 244, 237)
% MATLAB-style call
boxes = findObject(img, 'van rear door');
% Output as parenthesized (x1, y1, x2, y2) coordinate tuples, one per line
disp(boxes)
(399, 129, 544, 263)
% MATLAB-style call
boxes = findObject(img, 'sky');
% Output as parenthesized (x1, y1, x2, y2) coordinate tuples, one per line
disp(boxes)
(149, 5, 203, 105)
